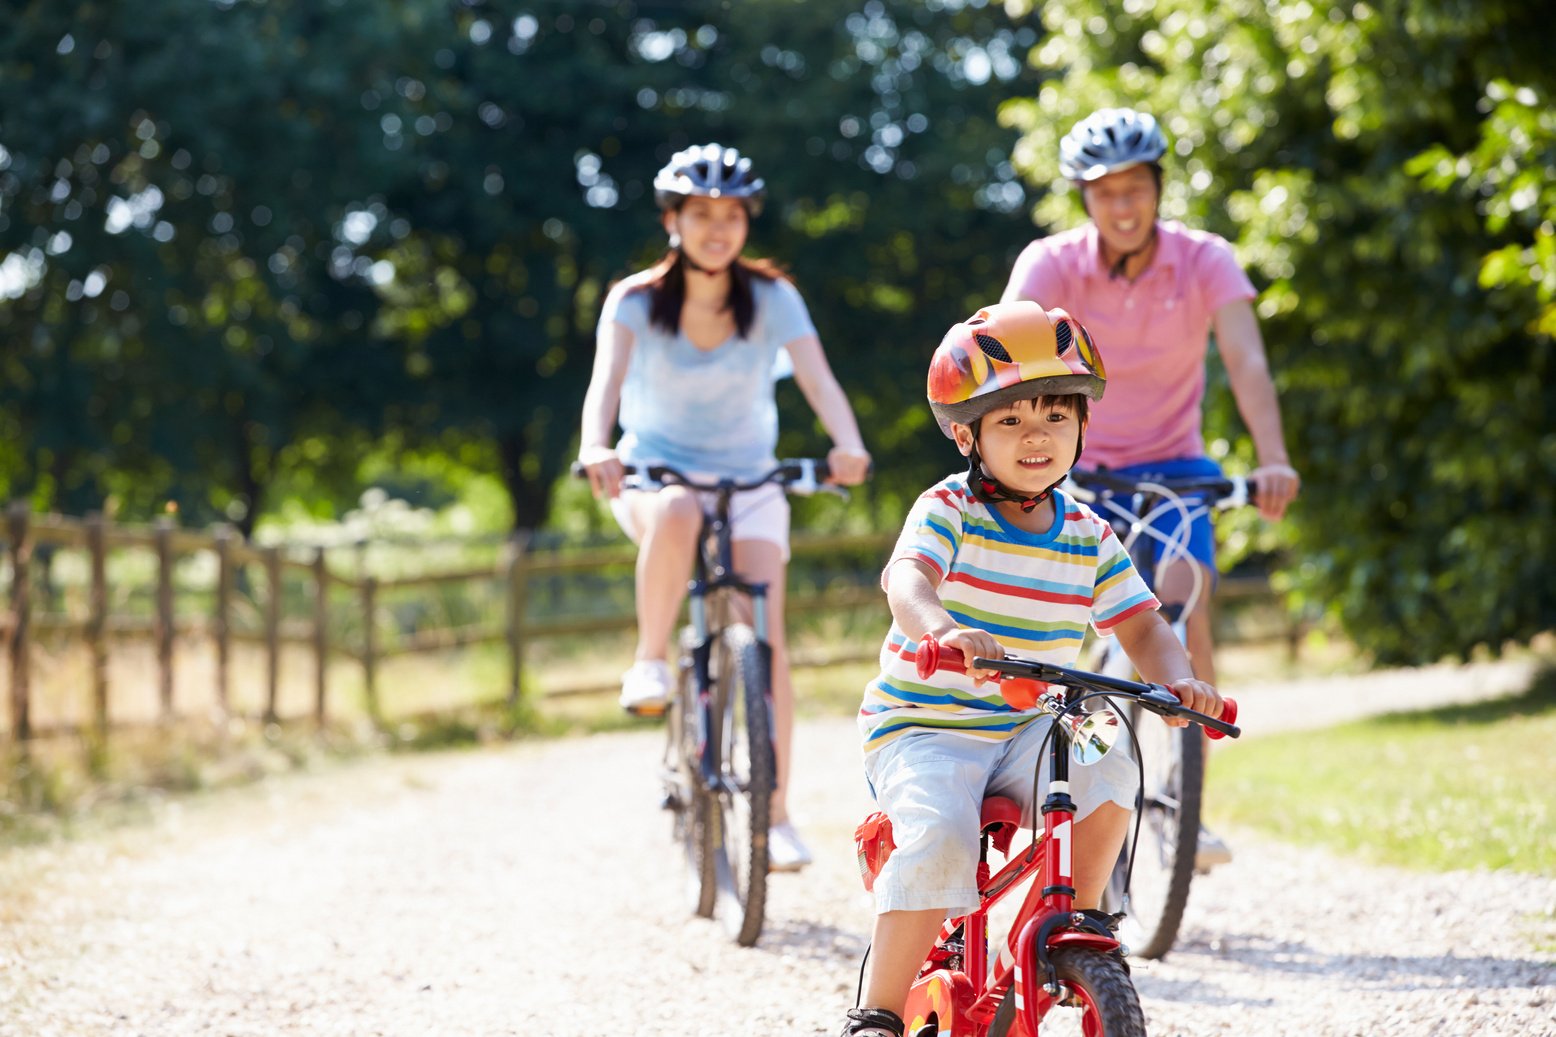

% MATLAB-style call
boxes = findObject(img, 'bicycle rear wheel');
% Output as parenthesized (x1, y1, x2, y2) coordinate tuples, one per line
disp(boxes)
(666, 626, 716, 918)
(1106, 709, 1203, 959)
(709, 622, 773, 947)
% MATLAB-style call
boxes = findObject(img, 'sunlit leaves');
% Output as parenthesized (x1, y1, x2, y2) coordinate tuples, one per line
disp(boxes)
(1004, 0, 1556, 663)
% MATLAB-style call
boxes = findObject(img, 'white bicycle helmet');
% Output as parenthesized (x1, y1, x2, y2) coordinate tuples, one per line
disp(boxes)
(653, 143, 766, 216)
(1058, 108, 1168, 182)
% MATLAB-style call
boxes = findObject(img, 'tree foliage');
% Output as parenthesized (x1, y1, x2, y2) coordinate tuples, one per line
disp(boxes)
(1, 0, 1043, 535)
(1003, 0, 1555, 663)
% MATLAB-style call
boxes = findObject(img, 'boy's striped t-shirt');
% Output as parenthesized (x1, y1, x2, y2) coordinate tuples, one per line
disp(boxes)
(859, 475, 1159, 755)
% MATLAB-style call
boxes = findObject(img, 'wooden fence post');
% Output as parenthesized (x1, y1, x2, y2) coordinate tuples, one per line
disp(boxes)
(7, 501, 32, 741)
(86, 512, 109, 734)
(313, 547, 328, 726)
(361, 575, 379, 720)
(264, 545, 281, 723)
(154, 517, 175, 721)
(505, 531, 531, 706)
(213, 525, 233, 717)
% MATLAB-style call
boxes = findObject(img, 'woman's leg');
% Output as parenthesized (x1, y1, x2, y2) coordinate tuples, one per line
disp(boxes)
(623, 486, 702, 662)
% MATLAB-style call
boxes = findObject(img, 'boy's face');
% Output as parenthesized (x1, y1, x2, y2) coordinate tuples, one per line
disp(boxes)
(954, 398, 1085, 493)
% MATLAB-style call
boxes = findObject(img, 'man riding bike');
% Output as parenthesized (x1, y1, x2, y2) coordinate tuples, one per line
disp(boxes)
(1001, 107, 1300, 868)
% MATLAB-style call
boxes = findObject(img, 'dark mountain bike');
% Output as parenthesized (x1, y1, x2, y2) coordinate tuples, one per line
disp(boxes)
(596, 458, 847, 947)
(1066, 469, 1252, 960)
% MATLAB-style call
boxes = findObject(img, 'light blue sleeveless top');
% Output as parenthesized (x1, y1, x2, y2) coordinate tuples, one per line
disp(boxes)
(601, 275, 817, 479)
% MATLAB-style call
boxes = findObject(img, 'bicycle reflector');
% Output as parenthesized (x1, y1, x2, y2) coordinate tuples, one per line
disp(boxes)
(854, 811, 896, 893)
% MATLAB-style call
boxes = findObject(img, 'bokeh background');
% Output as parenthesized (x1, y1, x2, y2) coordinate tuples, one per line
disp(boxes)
(2, 0, 1552, 667)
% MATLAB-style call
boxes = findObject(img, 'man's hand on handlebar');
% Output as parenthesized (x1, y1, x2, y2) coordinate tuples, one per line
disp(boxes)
(1249, 462, 1300, 521)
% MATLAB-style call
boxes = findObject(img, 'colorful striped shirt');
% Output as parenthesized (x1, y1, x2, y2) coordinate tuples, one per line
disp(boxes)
(859, 475, 1159, 755)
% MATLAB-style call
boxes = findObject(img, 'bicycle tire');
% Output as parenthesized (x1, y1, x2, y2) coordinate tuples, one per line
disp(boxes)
(1106, 710, 1204, 960)
(709, 622, 773, 947)
(988, 948, 1145, 1037)
(668, 626, 716, 919)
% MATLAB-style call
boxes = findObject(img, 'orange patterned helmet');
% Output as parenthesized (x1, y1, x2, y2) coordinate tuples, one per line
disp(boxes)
(926, 301, 1105, 438)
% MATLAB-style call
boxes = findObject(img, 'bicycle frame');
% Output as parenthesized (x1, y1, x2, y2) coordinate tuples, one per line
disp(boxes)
(1066, 471, 1251, 960)
(607, 458, 844, 946)
(904, 719, 1121, 1036)
(681, 479, 773, 795)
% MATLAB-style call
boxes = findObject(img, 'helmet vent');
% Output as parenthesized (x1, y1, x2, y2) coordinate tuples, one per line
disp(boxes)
(974, 333, 1012, 362)
(1054, 320, 1073, 356)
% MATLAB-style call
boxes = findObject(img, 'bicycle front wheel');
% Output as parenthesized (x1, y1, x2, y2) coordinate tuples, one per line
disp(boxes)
(667, 626, 716, 919)
(709, 622, 774, 947)
(989, 947, 1145, 1037)
(1107, 710, 1204, 960)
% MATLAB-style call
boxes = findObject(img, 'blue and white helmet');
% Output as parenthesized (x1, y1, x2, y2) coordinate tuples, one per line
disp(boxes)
(653, 143, 766, 215)
(1058, 108, 1168, 182)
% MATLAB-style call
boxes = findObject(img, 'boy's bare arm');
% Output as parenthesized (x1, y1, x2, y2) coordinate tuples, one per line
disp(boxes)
(884, 559, 1004, 682)
(1111, 609, 1224, 722)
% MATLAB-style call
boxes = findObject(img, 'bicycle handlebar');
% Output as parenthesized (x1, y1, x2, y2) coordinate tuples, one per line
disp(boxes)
(1067, 469, 1255, 510)
(914, 636, 1239, 739)
(570, 458, 852, 496)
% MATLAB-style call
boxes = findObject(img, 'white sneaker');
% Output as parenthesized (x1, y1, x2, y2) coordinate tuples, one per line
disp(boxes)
(768, 820, 813, 872)
(619, 660, 671, 716)
(1195, 824, 1233, 873)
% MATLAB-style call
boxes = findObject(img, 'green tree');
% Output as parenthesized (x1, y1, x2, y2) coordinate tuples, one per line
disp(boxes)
(0, 1, 421, 531)
(1002, 0, 1555, 663)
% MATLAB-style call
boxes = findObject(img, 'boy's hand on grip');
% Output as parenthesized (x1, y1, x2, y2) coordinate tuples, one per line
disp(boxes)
(938, 627, 1004, 686)
(1165, 677, 1222, 729)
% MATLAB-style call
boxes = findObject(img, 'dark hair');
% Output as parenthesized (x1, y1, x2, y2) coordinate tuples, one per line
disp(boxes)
(637, 250, 790, 339)
(972, 392, 1090, 432)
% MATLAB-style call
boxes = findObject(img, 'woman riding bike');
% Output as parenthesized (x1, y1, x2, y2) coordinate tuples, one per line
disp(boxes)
(1001, 106, 1301, 868)
(578, 142, 871, 871)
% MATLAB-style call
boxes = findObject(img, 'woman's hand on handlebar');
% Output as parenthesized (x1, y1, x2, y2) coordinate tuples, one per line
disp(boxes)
(1163, 677, 1223, 729)
(826, 445, 872, 486)
(933, 626, 1005, 686)
(577, 445, 625, 499)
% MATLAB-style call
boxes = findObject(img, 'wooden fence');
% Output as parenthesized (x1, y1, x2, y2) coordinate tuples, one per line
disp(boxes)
(1, 503, 1294, 741)
(0, 505, 898, 740)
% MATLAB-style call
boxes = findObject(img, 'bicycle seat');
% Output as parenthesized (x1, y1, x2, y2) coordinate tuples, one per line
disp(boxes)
(981, 795, 1023, 856)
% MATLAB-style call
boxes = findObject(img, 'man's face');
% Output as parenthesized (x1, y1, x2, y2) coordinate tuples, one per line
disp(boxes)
(1081, 165, 1159, 256)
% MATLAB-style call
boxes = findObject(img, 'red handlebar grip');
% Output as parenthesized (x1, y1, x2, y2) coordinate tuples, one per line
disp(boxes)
(914, 636, 1045, 709)
(914, 636, 951, 679)
(1205, 696, 1238, 739)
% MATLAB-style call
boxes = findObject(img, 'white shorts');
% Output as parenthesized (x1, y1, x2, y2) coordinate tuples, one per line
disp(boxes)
(862, 722, 1137, 915)
(609, 481, 791, 560)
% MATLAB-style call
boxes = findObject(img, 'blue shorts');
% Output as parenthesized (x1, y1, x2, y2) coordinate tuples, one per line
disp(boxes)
(1085, 457, 1222, 576)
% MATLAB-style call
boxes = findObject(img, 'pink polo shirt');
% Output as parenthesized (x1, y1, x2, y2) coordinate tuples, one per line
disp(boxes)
(1005, 220, 1255, 469)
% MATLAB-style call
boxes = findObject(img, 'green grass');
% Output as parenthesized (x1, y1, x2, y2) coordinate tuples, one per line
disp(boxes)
(1209, 664, 1556, 876)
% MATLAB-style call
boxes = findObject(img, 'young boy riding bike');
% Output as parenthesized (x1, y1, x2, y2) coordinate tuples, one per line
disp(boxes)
(841, 301, 1224, 1037)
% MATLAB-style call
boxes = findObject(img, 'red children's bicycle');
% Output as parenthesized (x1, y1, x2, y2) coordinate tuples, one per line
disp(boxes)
(854, 636, 1240, 1037)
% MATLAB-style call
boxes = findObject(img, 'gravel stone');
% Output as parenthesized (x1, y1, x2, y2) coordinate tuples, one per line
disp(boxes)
(1, 658, 1552, 1035)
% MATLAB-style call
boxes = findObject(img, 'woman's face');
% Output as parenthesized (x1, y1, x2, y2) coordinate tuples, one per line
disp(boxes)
(664, 195, 750, 271)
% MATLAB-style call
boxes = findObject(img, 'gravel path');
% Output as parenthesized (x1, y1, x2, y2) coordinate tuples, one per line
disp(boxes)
(1, 659, 1552, 1036)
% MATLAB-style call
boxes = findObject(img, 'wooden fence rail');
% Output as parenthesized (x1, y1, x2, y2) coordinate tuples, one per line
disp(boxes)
(2, 502, 1294, 741)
